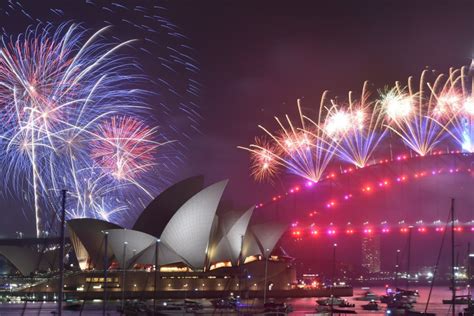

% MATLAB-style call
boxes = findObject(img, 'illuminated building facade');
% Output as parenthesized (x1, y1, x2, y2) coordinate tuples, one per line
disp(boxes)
(0, 176, 296, 297)
(361, 235, 381, 274)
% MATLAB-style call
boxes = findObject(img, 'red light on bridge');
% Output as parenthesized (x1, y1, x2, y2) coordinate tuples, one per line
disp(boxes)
(400, 227, 409, 233)
(291, 230, 302, 237)
(327, 229, 337, 236)
(454, 227, 463, 232)
(435, 227, 444, 232)
(345, 229, 354, 235)
(381, 228, 390, 233)
(362, 186, 372, 192)
(310, 229, 319, 236)
(363, 228, 373, 234)
(326, 201, 336, 208)
(417, 227, 427, 233)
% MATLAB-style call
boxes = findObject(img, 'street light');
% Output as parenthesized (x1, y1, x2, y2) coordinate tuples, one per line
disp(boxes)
(102, 231, 109, 316)
(121, 241, 128, 313)
(331, 243, 337, 316)
(153, 239, 161, 315)
(332, 243, 337, 285)
(395, 249, 400, 288)
(263, 248, 270, 304)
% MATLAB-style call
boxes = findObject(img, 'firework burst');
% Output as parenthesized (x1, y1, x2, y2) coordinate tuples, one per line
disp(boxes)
(0, 23, 168, 236)
(430, 66, 474, 152)
(91, 116, 168, 185)
(240, 98, 339, 183)
(327, 82, 387, 168)
(380, 70, 449, 156)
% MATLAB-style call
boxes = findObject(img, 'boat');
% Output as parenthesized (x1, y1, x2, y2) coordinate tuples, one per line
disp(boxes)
(386, 300, 414, 315)
(264, 301, 293, 313)
(442, 295, 472, 305)
(117, 301, 148, 314)
(332, 308, 357, 314)
(63, 299, 82, 311)
(150, 305, 187, 315)
(211, 296, 239, 309)
(353, 291, 379, 301)
(464, 302, 474, 316)
(316, 305, 357, 314)
(183, 299, 204, 310)
(361, 300, 380, 311)
(316, 296, 344, 306)
(381, 289, 418, 304)
(338, 299, 355, 308)
(409, 309, 436, 315)
(396, 288, 419, 297)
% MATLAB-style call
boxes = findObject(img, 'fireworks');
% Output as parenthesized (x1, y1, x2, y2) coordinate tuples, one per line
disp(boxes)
(91, 116, 162, 182)
(242, 64, 473, 182)
(0, 1, 200, 234)
(430, 67, 474, 152)
(327, 82, 387, 168)
(380, 70, 449, 156)
(240, 97, 339, 183)
(0, 24, 169, 236)
(246, 137, 280, 182)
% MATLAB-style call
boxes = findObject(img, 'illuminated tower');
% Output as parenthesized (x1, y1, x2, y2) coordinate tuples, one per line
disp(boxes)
(361, 235, 381, 274)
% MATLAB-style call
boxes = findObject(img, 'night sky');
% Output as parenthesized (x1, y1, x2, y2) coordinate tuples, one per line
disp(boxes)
(175, 0, 474, 203)
(0, 0, 473, 240)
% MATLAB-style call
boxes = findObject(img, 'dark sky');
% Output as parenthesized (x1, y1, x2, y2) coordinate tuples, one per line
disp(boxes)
(173, 0, 474, 205)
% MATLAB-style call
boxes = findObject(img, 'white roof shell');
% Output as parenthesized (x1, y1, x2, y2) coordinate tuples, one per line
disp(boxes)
(159, 180, 228, 269)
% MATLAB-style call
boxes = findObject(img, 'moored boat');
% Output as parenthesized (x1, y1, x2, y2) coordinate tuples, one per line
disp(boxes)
(354, 291, 379, 301)
(361, 300, 380, 311)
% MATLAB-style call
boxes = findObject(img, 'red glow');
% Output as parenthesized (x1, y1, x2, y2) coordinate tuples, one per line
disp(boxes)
(417, 227, 427, 233)
(327, 229, 337, 236)
(292, 230, 302, 237)
(400, 227, 409, 233)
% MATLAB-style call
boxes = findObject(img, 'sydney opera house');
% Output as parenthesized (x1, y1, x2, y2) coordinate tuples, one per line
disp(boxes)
(0, 176, 296, 298)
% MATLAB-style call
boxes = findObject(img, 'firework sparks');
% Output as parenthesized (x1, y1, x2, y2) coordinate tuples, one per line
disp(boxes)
(0, 24, 169, 236)
(381, 70, 449, 156)
(91, 116, 164, 183)
(243, 64, 473, 183)
(328, 82, 387, 168)
(430, 67, 474, 152)
(240, 97, 339, 183)
(245, 137, 280, 182)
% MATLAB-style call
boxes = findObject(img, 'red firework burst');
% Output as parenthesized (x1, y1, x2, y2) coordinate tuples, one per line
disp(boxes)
(91, 116, 159, 180)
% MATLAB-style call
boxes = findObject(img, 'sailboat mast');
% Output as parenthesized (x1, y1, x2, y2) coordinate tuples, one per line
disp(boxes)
(58, 189, 67, 316)
(451, 198, 455, 316)
(406, 227, 412, 289)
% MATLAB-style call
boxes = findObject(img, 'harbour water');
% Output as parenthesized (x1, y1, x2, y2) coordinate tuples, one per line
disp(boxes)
(289, 286, 468, 315)
(0, 286, 468, 315)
